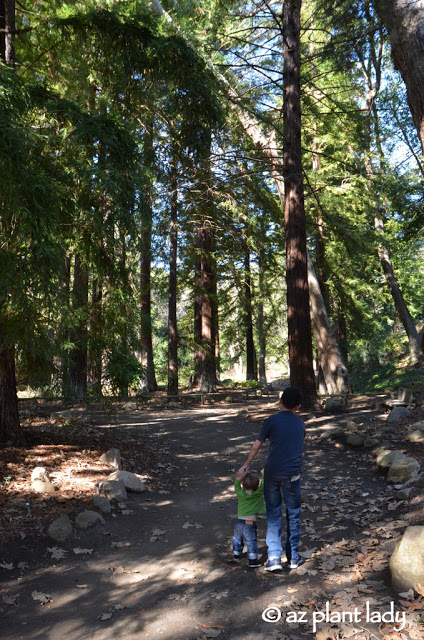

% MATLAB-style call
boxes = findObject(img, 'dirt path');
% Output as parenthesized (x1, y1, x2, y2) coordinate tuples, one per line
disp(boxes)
(1, 396, 423, 640)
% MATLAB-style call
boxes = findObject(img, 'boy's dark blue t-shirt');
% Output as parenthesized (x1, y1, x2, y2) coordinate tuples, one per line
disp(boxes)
(257, 411, 305, 477)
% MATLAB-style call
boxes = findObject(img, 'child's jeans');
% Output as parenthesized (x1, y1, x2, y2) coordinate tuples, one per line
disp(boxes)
(232, 519, 258, 559)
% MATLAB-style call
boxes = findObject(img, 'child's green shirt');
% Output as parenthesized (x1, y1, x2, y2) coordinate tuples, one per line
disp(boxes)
(234, 477, 266, 517)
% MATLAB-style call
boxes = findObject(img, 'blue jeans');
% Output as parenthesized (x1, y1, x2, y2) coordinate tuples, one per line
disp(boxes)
(264, 475, 301, 562)
(232, 519, 258, 559)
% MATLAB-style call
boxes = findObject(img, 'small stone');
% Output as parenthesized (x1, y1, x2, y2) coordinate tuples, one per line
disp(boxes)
(100, 480, 127, 501)
(329, 426, 346, 439)
(47, 515, 73, 542)
(122, 401, 137, 411)
(92, 496, 112, 514)
(75, 510, 105, 530)
(407, 422, 424, 432)
(344, 420, 357, 431)
(386, 406, 411, 424)
(32, 480, 56, 494)
(363, 437, 379, 448)
(346, 434, 364, 447)
(396, 488, 412, 500)
(31, 467, 50, 483)
(107, 471, 146, 493)
(406, 430, 424, 443)
(224, 396, 232, 403)
(100, 448, 121, 470)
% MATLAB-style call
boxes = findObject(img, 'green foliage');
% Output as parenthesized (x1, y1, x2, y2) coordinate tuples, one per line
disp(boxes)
(105, 351, 145, 396)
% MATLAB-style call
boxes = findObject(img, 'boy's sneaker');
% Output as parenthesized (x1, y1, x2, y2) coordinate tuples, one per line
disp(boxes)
(248, 558, 262, 568)
(233, 554, 241, 561)
(264, 558, 283, 571)
(289, 557, 304, 569)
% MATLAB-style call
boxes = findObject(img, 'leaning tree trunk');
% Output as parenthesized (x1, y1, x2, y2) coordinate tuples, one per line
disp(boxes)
(283, 0, 316, 406)
(374, 0, 424, 153)
(307, 255, 352, 394)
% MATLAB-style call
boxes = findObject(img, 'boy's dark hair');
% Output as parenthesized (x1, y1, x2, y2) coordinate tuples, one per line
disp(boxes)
(280, 386, 303, 409)
(242, 472, 260, 492)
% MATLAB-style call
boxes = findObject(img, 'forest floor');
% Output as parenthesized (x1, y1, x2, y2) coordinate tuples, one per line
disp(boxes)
(0, 393, 424, 640)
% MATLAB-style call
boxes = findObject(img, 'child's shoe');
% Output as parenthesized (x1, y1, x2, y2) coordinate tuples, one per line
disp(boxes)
(248, 558, 262, 568)
(264, 558, 283, 571)
(233, 553, 241, 561)
(289, 557, 304, 569)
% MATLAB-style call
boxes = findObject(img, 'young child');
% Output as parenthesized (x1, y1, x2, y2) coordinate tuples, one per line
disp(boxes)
(232, 470, 265, 568)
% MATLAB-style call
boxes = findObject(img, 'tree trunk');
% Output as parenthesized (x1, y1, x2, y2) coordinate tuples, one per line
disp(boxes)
(140, 121, 158, 393)
(193, 229, 203, 388)
(244, 247, 257, 381)
(0, 322, 21, 443)
(0, 0, 15, 67)
(374, 0, 424, 153)
(257, 252, 267, 384)
(199, 224, 217, 392)
(87, 276, 103, 395)
(167, 158, 178, 397)
(307, 255, 352, 394)
(283, 0, 316, 406)
(67, 254, 88, 399)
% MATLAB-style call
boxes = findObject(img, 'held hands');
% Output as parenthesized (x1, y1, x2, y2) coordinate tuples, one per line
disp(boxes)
(237, 464, 249, 480)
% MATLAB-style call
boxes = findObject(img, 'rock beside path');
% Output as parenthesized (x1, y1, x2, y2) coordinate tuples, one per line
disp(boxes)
(32, 479, 56, 494)
(386, 406, 411, 423)
(376, 449, 405, 469)
(387, 457, 420, 484)
(75, 510, 105, 530)
(31, 467, 50, 482)
(92, 496, 112, 514)
(107, 470, 146, 493)
(47, 514, 73, 542)
(100, 480, 127, 500)
(100, 448, 121, 470)
(390, 526, 424, 593)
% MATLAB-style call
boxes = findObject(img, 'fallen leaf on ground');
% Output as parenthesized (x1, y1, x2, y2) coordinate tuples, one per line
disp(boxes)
(47, 547, 67, 560)
(151, 528, 166, 536)
(98, 612, 112, 620)
(32, 590, 53, 604)
(73, 548, 93, 555)
(210, 591, 228, 599)
(2, 594, 20, 605)
(0, 562, 14, 570)
(76, 584, 89, 589)
(18, 562, 29, 570)
(111, 541, 132, 548)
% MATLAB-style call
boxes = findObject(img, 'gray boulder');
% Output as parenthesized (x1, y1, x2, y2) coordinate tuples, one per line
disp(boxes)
(75, 510, 105, 530)
(390, 526, 424, 593)
(386, 406, 411, 424)
(100, 480, 127, 500)
(92, 496, 112, 514)
(376, 449, 406, 469)
(387, 457, 420, 484)
(100, 448, 121, 470)
(47, 514, 73, 542)
(107, 470, 146, 493)
(324, 398, 345, 413)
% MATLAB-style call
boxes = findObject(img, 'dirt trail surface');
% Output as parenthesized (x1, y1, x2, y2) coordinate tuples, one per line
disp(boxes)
(1, 396, 423, 640)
